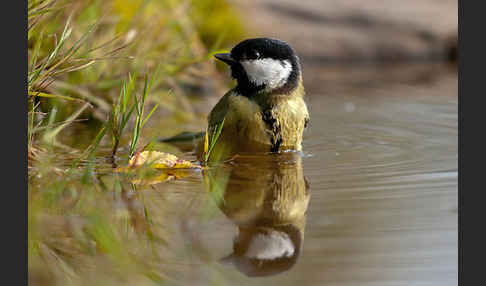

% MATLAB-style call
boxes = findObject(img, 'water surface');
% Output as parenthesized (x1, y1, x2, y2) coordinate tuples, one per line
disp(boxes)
(138, 65, 457, 285)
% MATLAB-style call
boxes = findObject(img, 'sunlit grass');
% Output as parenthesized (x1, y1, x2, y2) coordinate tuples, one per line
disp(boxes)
(28, 0, 245, 149)
(29, 69, 185, 285)
(28, 0, 245, 285)
(108, 69, 160, 161)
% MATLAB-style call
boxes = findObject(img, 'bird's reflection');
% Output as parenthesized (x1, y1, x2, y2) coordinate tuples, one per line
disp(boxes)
(206, 152, 310, 277)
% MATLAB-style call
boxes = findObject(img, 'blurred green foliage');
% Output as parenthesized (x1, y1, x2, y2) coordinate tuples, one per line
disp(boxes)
(28, 0, 245, 150)
(28, 0, 245, 285)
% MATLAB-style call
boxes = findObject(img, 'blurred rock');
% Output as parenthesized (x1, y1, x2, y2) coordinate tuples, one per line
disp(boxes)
(234, 0, 457, 64)
(446, 35, 458, 64)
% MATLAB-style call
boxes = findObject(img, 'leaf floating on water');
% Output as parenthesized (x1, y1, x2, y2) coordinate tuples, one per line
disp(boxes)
(116, 151, 202, 185)
(128, 151, 201, 169)
(131, 169, 192, 185)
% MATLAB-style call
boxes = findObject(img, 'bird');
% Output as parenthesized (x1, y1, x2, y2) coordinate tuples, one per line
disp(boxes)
(196, 38, 309, 162)
(207, 153, 310, 277)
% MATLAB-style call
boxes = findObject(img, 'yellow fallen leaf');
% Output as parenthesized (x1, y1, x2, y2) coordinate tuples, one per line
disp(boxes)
(128, 151, 201, 169)
(114, 151, 201, 185)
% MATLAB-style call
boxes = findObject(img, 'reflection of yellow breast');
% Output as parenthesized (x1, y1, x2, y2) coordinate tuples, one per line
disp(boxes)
(217, 155, 309, 231)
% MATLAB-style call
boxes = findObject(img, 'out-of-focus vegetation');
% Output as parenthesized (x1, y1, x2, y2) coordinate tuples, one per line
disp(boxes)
(28, 0, 244, 149)
(28, 0, 244, 285)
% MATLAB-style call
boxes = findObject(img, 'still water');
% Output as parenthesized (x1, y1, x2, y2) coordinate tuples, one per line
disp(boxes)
(135, 65, 457, 285)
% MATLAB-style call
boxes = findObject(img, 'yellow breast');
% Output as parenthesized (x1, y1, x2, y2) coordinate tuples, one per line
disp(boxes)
(197, 83, 309, 161)
(227, 95, 271, 148)
(222, 94, 308, 153)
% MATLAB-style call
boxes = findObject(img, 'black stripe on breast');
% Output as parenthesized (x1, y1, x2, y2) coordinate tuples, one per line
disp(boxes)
(261, 109, 282, 152)
(304, 117, 309, 129)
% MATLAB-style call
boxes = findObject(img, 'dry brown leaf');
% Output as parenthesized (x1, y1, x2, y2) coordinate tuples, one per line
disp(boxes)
(128, 151, 201, 169)
(114, 151, 201, 185)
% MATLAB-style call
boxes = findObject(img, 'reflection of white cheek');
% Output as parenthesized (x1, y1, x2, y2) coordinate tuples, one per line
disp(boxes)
(241, 59, 292, 88)
(245, 232, 295, 260)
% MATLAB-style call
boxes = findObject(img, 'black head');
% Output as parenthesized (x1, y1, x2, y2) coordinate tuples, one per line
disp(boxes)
(214, 38, 301, 96)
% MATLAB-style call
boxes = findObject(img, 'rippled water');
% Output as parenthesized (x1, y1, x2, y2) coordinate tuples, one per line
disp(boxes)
(47, 65, 456, 286)
(130, 65, 457, 285)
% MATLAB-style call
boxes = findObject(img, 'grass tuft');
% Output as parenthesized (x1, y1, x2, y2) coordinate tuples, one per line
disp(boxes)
(28, 0, 246, 285)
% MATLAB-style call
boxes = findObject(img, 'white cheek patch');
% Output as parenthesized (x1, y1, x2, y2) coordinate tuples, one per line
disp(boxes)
(244, 232, 295, 260)
(241, 58, 292, 89)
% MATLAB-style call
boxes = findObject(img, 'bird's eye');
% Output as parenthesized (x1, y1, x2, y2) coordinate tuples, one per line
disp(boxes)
(248, 50, 260, 60)
(251, 51, 260, 60)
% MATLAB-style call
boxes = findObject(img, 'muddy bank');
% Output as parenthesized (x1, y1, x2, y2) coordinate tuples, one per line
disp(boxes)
(234, 0, 457, 63)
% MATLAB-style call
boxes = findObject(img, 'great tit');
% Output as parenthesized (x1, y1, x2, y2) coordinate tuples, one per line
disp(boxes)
(197, 38, 309, 161)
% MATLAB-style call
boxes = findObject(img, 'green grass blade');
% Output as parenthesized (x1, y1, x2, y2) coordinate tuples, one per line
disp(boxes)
(141, 103, 159, 128)
(121, 104, 136, 133)
(28, 30, 44, 82)
(123, 72, 137, 113)
(42, 103, 90, 145)
(204, 117, 225, 163)
(28, 91, 85, 103)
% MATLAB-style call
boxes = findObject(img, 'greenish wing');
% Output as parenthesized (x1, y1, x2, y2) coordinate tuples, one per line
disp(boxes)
(207, 89, 234, 132)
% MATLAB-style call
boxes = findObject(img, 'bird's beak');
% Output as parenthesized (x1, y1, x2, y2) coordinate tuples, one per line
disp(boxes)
(214, 53, 235, 65)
